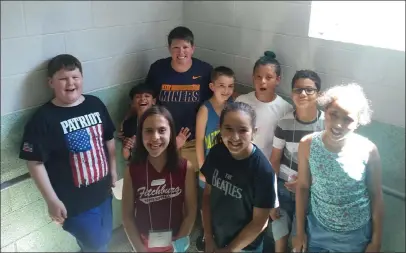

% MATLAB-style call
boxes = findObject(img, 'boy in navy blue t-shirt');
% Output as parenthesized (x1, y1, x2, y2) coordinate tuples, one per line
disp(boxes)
(145, 26, 213, 173)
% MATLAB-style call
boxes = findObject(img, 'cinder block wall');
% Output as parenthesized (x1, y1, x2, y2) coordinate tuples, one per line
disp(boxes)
(1, 1, 182, 251)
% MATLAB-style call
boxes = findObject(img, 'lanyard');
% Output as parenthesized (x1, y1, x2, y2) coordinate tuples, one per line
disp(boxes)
(146, 161, 172, 231)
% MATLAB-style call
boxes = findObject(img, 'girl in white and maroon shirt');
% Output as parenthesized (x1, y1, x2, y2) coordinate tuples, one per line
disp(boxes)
(122, 106, 197, 252)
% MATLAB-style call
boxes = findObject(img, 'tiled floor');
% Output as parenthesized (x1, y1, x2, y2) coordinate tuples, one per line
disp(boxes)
(108, 225, 276, 252)
(108, 226, 201, 252)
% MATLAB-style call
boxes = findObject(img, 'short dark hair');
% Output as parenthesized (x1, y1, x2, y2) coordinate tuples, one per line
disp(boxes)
(132, 106, 180, 171)
(47, 54, 82, 78)
(167, 26, 194, 46)
(128, 83, 155, 100)
(291, 70, 322, 91)
(253, 51, 281, 77)
(211, 66, 235, 82)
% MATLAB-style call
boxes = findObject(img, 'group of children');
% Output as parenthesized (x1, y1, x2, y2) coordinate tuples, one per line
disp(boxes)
(19, 25, 383, 253)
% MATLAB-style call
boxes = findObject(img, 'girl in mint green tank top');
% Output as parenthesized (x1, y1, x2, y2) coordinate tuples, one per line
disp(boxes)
(293, 84, 384, 253)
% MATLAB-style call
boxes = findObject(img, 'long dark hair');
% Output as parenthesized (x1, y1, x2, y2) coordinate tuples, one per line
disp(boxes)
(215, 102, 257, 144)
(131, 105, 180, 171)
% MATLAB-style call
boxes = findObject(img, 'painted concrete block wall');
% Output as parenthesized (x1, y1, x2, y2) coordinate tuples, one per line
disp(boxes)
(1, 1, 182, 251)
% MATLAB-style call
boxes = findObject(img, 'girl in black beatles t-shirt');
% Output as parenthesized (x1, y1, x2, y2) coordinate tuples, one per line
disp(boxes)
(201, 102, 278, 253)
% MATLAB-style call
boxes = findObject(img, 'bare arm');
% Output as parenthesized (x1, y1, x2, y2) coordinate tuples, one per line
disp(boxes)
(202, 184, 213, 237)
(27, 161, 59, 203)
(269, 147, 283, 175)
(196, 106, 208, 170)
(225, 207, 270, 252)
(366, 144, 384, 249)
(295, 135, 312, 237)
(106, 139, 117, 185)
(176, 161, 197, 238)
(122, 166, 146, 252)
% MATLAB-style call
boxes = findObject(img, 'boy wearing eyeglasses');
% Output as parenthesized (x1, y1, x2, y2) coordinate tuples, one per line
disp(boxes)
(269, 70, 324, 252)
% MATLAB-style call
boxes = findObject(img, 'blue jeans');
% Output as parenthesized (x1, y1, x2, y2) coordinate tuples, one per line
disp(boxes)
(63, 196, 113, 252)
(298, 212, 372, 252)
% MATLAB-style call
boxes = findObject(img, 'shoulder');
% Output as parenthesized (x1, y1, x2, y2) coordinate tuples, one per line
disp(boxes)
(300, 132, 317, 146)
(197, 103, 209, 115)
(84, 95, 105, 106)
(150, 57, 172, 70)
(207, 143, 226, 158)
(251, 147, 273, 172)
(278, 112, 295, 126)
(192, 58, 213, 71)
(276, 95, 293, 109)
(235, 92, 254, 103)
(24, 103, 53, 128)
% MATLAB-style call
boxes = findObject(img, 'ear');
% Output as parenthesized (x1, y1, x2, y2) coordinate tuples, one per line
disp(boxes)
(209, 82, 215, 92)
(252, 127, 258, 140)
(48, 77, 53, 89)
(276, 75, 281, 85)
(191, 45, 196, 54)
(152, 98, 156, 105)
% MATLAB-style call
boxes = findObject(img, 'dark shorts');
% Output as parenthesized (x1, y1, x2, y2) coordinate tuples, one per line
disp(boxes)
(63, 195, 113, 252)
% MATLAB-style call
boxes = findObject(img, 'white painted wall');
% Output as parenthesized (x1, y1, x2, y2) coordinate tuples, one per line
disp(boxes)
(184, 1, 405, 128)
(1, 1, 183, 116)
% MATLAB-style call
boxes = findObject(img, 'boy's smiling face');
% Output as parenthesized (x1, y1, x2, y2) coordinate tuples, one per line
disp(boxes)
(132, 92, 156, 116)
(49, 67, 83, 105)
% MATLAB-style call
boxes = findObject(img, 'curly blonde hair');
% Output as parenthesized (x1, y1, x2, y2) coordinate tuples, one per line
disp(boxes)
(317, 83, 373, 125)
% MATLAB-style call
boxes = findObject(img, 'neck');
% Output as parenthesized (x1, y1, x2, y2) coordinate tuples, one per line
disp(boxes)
(209, 97, 227, 109)
(171, 59, 192, 73)
(296, 106, 318, 122)
(256, 90, 276, 103)
(148, 152, 167, 173)
(231, 143, 254, 160)
(52, 95, 84, 107)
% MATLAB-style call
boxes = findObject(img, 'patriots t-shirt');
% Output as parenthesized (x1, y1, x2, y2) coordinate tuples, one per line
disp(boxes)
(146, 57, 213, 140)
(19, 95, 115, 217)
(201, 143, 278, 251)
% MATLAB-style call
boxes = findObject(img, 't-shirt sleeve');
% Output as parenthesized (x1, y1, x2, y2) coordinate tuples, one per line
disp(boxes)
(200, 148, 214, 185)
(273, 124, 286, 149)
(19, 115, 50, 162)
(145, 61, 161, 101)
(253, 157, 277, 209)
(99, 100, 116, 141)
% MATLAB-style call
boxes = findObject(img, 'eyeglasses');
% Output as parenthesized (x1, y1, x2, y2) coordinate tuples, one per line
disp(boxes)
(292, 88, 318, 95)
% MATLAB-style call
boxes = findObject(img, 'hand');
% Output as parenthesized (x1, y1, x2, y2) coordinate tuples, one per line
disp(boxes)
(292, 233, 307, 253)
(117, 130, 125, 140)
(205, 236, 217, 253)
(111, 169, 118, 187)
(364, 242, 381, 252)
(47, 198, 67, 225)
(176, 127, 191, 149)
(270, 207, 280, 220)
(284, 179, 298, 193)
(123, 135, 136, 150)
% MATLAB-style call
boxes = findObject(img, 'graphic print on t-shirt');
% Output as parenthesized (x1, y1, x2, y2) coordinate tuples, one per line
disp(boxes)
(137, 183, 182, 204)
(60, 112, 108, 188)
(159, 84, 200, 103)
(211, 169, 243, 199)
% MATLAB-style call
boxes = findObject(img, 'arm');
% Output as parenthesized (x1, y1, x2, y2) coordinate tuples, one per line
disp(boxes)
(366, 144, 384, 249)
(225, 208, 270, 252)
(295, 135, 312, 237)
(106, 139, 117, 186)
(175, 161, 197, 238)
(269, 147, 283, 175)
(27, 161, 60, 205)
(195, 105, 208, 171)
(122, 166, 146, 252)
(202, 184, 214, 240)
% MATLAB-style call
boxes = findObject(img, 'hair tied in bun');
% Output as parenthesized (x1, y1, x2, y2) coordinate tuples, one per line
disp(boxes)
(264, 51, 276, 59)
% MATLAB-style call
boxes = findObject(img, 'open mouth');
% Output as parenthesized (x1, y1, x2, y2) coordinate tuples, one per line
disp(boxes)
(177, 56, 186, 60)
(139, 102, 148, 107)
(228, 141, 242, 149)
(65, 88, 76, 92)
(259, 88, 267, 91)
(331, 128, 343, 137)
(149, 143, 163, 150)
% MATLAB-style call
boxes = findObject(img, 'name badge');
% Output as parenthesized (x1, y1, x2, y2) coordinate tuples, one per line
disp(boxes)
(151, 179, 166, 186)
(148, 230, 172, 248)
(278, 164, 298, 182)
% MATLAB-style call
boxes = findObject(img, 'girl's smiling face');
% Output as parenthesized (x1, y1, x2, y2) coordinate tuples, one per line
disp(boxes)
(220, 110, 255, 158)
(142, 114, 171, 157)
(324, 99, 359, 142)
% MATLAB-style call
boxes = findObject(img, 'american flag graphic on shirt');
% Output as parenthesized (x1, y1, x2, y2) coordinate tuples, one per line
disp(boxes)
(65, 124, 108, 187)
